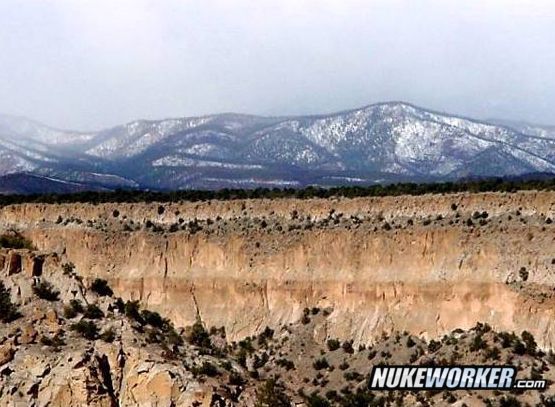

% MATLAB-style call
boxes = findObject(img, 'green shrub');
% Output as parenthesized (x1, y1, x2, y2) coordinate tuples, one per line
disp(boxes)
(71, 320, 99, 340)
(255, 378, 291, 407)
(304, 392, 331, 407)
(165, 328, 184, 346)
(187, 320, 212, 348)
(499, 395, 522, 407)
(485, 346, 501, 361)
(257, 326, 274, 346)
(100, 327, 116, 343)
(326, 339, 340, 351)
(513, 340, 526, 355)
(83, 304, 104, 319)
(519, 267, 529, 282)
(40, 332, 65, 348)
(342, 340, 354, 354)
(0, 232, 34, 249)
(428, 340, 441, 352)
(301, 307, 311, 324)
(33, 281, 59, 301)
(253, 352, 269, 369)
(192, 361, 219, 377)
(63, 299, 84, 318)
(90, 279, 113, 297)
(113, 297, 125, 313)
(124, 300, 143, 323)
(276, 358, 295, 371)
(344, 371, 363, 382)
(0, 281, 20, 322)
(62, 262, 75, 275)
(498, 331, 517, 348)
(313, 357, 330, 370)
(141, 309, 165, 329)
(521, 331, 537, 355)
(229, 371, 245, 386)
(469, 335, 486, 352)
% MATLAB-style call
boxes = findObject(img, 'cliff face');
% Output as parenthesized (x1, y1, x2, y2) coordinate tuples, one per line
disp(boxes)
(2, 191, 555, 348)
(0, 248, 226, 407)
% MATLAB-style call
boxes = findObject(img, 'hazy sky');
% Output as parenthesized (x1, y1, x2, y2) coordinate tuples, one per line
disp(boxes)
(0, 0, 554, 130)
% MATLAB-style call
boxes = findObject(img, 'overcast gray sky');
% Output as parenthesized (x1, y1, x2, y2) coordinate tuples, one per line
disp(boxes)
(0, 0, 554, 130)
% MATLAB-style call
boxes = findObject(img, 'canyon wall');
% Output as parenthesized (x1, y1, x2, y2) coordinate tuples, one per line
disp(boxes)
(1, 191, 555, 347)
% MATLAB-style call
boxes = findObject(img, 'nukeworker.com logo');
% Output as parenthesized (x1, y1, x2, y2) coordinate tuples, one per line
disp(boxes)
(369, 365, 547, 390)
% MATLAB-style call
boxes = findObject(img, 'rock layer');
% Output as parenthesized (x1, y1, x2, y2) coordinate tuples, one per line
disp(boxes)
(2, 191, 555, 348)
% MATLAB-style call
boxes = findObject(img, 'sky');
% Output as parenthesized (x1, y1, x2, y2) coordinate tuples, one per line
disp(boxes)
(0, 0, 554, 130)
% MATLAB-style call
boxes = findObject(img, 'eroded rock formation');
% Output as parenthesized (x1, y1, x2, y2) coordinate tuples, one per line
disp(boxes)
(1, 191, 555, 348)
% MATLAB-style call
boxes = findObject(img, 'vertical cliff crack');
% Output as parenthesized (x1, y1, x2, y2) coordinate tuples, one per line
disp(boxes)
(162, 257, 169, 295)
(116, 338, 126, 403)
(95, 354, 117, 407)
(422, 231, 432, 257)
(261, 281, 270, 313)
(190, 283, 202, 322)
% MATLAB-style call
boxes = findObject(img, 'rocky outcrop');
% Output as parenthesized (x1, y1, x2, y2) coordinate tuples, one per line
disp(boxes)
(0, 252, 244, 406)
(1, 241, 555, 405)
(2, 191, 555, 349)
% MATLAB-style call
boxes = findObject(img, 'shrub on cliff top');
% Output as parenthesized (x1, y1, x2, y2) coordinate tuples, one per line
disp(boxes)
(326, 339, 340, 351)
(521, 331, 537, 356)
(342, 340, 354, 354)
(519, 267, 529, 282)
(313, 357, 330, 370)
(0, 281, 20, 323)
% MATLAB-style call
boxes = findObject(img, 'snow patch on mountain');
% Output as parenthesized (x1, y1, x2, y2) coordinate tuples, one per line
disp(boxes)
(152, 156, 263, 170)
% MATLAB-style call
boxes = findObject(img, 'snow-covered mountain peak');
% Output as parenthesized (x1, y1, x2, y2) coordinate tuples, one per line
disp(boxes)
(0, 103, 554, 192)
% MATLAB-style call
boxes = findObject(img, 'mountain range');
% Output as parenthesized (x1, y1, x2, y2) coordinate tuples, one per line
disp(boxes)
(1, 102, 554, 194)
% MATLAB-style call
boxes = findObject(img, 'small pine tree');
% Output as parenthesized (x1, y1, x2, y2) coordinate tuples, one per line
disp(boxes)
(0, 281, 20, 322)
(255, 377, 291, 407)
(187, 320, 212, 348)
(90, 279, 113, 297)
(71, 320, 99, 340)
(33, 281, 60, 301)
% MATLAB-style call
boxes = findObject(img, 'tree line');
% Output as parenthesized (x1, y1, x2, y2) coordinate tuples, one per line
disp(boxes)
(1, 177, 555, 206)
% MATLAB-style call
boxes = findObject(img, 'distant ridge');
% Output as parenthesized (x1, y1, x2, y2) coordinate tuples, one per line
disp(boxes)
(0, 102, 554, 193)
(0, 173, 106, 195)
